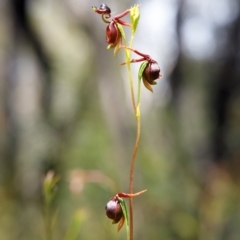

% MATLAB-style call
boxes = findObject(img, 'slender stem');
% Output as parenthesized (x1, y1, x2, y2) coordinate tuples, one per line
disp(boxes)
(125, 36, 136, 114)
(137, 76, 142, 107)
(45, 203, 53, 240)
(122, 36, 134, 240)
(122, 22, 142, 240)
(126, 33, 142, 240)
(126, 223, 130, 240)
(129, 113, 140, 240)
(125, 34, 134, 240)
(127, 63, 136, 115)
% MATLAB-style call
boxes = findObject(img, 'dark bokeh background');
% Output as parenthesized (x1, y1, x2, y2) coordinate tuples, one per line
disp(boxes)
(0, 0, 240, 239)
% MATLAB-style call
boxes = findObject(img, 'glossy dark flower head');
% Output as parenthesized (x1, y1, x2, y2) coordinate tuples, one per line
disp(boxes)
(105, 190, 146, 231)
(92, 3, 111, 18)
(105, 199, 123, 223)
(143, 61, 161, 85)
(119, 46, 163, 92)
(106, 21, 121, 47)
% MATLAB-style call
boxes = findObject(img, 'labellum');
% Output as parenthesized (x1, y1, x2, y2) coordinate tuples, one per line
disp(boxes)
(143, 62, 161, 85)
(105, 199, 123, 224)
(106, 21, 121, 47)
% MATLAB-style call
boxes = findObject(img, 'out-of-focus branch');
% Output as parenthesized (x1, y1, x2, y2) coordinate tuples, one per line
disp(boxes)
(211, 12, 240, 164)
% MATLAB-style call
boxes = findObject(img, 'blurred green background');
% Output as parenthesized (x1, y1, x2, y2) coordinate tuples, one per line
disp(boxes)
(1, 0, 240, 239)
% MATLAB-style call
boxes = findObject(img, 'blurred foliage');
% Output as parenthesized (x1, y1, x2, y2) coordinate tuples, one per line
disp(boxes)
(0, 0, 240, 239)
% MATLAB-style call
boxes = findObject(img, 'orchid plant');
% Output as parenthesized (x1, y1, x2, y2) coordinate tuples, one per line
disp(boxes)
(92, 4, 162, 240)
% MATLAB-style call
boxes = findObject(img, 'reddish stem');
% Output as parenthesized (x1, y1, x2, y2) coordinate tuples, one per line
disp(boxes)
(117, 189, 147, 198)
(121, 46, 151, 60)
(120, 57, 146, 65)
(114, 9, 130, 20)
(115, 18, 132, 27)
(129, 112, 141, 240)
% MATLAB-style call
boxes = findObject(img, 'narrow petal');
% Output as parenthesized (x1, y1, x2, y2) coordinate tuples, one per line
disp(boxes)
(143, 78, 153, 92)
(117, 216, 125, 232)
(114, 39, 122, 55)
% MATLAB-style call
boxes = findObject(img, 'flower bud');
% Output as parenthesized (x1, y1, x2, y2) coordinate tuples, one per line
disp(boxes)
(105, 199, 123, 223)
(106, 22, 121, 47)
(143, 62, 161, 85)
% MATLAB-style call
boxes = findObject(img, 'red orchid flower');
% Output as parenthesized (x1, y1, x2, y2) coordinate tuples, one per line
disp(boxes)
(92, 4, 131, 51)
(105, 190, 147, 231)
(120, 46, 163, 92)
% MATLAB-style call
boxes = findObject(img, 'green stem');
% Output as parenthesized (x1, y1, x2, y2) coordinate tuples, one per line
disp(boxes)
(126, 223, 130, 240)
(125, 35, 136, 115)
(124, 32, 141, 240)
(121, 14, 142, 238)
(119, 198, 130, 240)
(45, 204, 53, 240)
(137, 74, 142, 107)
